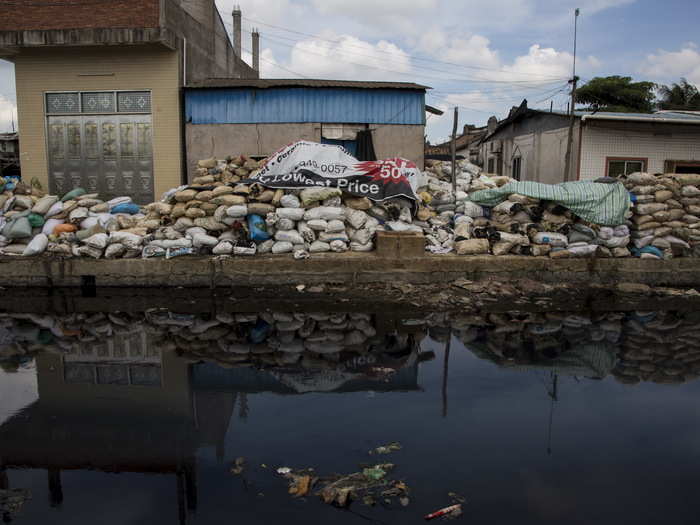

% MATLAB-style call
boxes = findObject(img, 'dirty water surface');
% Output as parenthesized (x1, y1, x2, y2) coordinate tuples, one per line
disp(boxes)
(1, 301, 700, 524)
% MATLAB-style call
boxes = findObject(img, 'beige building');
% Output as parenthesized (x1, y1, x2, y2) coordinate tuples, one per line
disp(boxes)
(479, 102, 700, 183)
(0, 0, 258, 202)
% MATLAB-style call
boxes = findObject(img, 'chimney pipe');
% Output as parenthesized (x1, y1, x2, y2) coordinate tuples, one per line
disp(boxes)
(232, 5, 242, 57)
(252, 29, 260, 74)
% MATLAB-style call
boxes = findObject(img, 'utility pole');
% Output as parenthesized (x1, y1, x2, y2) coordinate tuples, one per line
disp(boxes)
(563, 8, 580, 182)
(451, 107, 458, 194)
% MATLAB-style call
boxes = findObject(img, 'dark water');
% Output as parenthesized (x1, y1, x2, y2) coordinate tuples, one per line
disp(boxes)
(1, 306, 700, 524)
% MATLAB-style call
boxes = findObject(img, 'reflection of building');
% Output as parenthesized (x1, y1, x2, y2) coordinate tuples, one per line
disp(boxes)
(0, 318, 425, 523)
(0, 348, 232, 524)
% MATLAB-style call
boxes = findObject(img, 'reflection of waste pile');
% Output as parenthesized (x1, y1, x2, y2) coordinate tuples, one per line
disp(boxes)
(445, 311, 621, 378)
(0, 310, 424, 393)
(0, 488, 31, 522)
(612, 311, 700, 385)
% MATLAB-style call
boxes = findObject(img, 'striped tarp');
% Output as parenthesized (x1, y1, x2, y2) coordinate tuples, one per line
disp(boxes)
(469, 181, 630, 226)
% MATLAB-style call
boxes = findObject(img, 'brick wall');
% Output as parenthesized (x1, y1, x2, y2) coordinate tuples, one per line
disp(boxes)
(579, 123, 700, 180)
(0, 0, 160, 31)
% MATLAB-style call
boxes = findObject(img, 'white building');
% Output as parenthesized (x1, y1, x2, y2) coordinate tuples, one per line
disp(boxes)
(478, 103, 700, 183)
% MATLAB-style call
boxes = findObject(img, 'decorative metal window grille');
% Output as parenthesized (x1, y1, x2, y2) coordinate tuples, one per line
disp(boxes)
(46, 91, 151, 115)
(46, 92, 79, 114)
(81, 92, 115, 113)
(118, 91, 151, 113)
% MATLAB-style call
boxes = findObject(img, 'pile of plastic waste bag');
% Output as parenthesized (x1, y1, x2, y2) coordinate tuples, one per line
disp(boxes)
(1, 145, 699, 259)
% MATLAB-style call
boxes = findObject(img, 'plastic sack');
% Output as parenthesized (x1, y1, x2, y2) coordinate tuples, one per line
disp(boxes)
(455, 239, 490, 255)
(277, 208, 305, 221)
(192, 233, 218, 248)
(275, 230, 304, 245)
(533, 232, 568, 247)
(307, 219, 328, 231)
(300, 187, 341, 207)
(330, 240, 348, 252)
(61, 188, 86, 202)
(309, 240, 330, 253)
(32, 195, 58, 215)
(303, 207, 344, 222)
(212, 241, 234, 255)
(105, 243, 126, 258)
(272, 241, 293, 254)
(4, 217, 32, 239)
(85, 233, 109, 250)
(247, 214, 271, 243)
(226, 205, 248, 218)
(345, 208, 368, 229)
(325, 219, 345, 233)
(280, 194, 301, 208)
(110, 231, 143, 249)
(23, 234, 48, 256)
(276, 218, 295, 231)
(111, 202, 140, 215)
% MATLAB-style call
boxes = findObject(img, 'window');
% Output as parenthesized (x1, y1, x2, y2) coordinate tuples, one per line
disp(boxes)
(606, 157, 646, 178)
(45, 91, 151, 115)
(487, 157, 495, 173)
(512, 156, 522, 181)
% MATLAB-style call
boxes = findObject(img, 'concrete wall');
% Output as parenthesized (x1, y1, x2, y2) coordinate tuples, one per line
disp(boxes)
(372, 124, 424, 169)
(13, 45, 182, 198)
(185, 123, 424, 179)
(579, 120, 700, 181)
(186, 123, 321, 178)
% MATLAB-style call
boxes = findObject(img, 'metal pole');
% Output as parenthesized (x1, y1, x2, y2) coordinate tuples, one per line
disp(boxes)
(563, 8, 580, 181)
(451, 107, 458, 194)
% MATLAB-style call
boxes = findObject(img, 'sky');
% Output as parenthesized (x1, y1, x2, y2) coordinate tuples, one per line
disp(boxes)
(1, 0, 700, 142)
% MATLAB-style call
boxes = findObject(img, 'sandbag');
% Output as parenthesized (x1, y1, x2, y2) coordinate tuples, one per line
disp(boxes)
(455, 238, 490, 255)
(23, 234, 48, 256)
(272, 241, 293, 254)
(32, 195, 58, 215)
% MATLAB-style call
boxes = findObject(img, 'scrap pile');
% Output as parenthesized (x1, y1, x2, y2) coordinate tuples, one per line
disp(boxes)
(623, 172, 700, 259)
(2, 144, 700, 259)
(612, 311, 700, 385)
(417, 159, 632, 257)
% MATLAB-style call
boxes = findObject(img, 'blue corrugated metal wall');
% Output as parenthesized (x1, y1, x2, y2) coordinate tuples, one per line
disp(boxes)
(185, 88, 425, 125)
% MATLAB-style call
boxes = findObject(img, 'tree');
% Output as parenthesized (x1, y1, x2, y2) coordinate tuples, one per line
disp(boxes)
(657, 78, 700, 110)
(575, 76, 656, 113)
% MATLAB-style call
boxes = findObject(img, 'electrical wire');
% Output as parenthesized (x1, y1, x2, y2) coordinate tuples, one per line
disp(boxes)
(238, 14, 568, 80)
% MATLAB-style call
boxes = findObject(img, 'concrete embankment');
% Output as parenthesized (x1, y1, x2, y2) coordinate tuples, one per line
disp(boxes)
(1, 253, 699, 288)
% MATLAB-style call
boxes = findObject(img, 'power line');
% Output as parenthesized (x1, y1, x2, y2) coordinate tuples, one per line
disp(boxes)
(238, 14, 568, 81)
(240, 46, 309, 78)
(231, 27, 567, 87)
(241, 28, 566, 85)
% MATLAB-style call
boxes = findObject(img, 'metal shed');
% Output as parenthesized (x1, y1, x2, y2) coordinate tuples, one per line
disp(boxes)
(183, 79, 431, 179)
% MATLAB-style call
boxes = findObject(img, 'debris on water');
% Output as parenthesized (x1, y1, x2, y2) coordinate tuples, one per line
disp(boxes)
(0, 489, 31, 521)
(370, 442, 402, 455)
(448, 492, 466, 503)
(362, 464, 392, 480)
(230, 457, 246, 475)
(277, 467, 292, 475)
(295, 284, 306, 292)
(400, 496, 410, 507)
(288, 475, 313, 497)
(424, 503, 462, 520)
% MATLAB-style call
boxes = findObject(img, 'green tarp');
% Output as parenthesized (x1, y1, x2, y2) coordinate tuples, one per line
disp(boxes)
(469, 181, 630, 226)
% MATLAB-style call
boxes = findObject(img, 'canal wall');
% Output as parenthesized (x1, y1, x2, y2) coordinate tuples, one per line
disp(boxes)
(0, 254, 699, 288)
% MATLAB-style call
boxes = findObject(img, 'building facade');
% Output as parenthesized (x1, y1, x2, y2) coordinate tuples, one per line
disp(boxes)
(479, 103, 700, 183)
(0, 0, 258, 203)
(184, 79, 429, 180)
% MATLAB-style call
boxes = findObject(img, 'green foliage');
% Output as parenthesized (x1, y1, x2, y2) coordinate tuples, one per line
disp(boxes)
(658, 78, 700, 110)
(575, 76, 656, 113)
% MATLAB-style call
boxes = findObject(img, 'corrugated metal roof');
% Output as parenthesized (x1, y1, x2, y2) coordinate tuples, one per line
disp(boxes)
(538, 109, 700, 121)
(185, 87, 425, 125)
(186, 78, 429, 90)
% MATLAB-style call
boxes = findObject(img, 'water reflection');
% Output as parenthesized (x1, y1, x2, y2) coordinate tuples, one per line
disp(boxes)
(1, 307, 700, 523)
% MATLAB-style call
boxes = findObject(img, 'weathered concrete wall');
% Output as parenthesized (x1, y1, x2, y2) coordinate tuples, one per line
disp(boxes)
(185, 123, 321, 179)
(185, 122, 424, 178)
(1, 255, 699, 288)
(13, 45, 183, 199)
(372, 124, 424, 169)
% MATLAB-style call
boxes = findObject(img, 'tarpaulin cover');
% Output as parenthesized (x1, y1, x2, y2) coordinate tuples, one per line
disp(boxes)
(469, 181, 630, 226)
(251, 141, 419, 201)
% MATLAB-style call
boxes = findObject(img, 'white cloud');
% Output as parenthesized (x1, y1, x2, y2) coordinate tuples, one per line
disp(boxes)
(639, 43, 700, 86)
(0, 95, 17, 133)
(287, 34, 412, 80)
(440, 35, 501, 70)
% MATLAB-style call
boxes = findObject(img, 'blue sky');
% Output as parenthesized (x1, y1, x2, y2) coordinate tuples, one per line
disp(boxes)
(2, 0, 700, 141)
